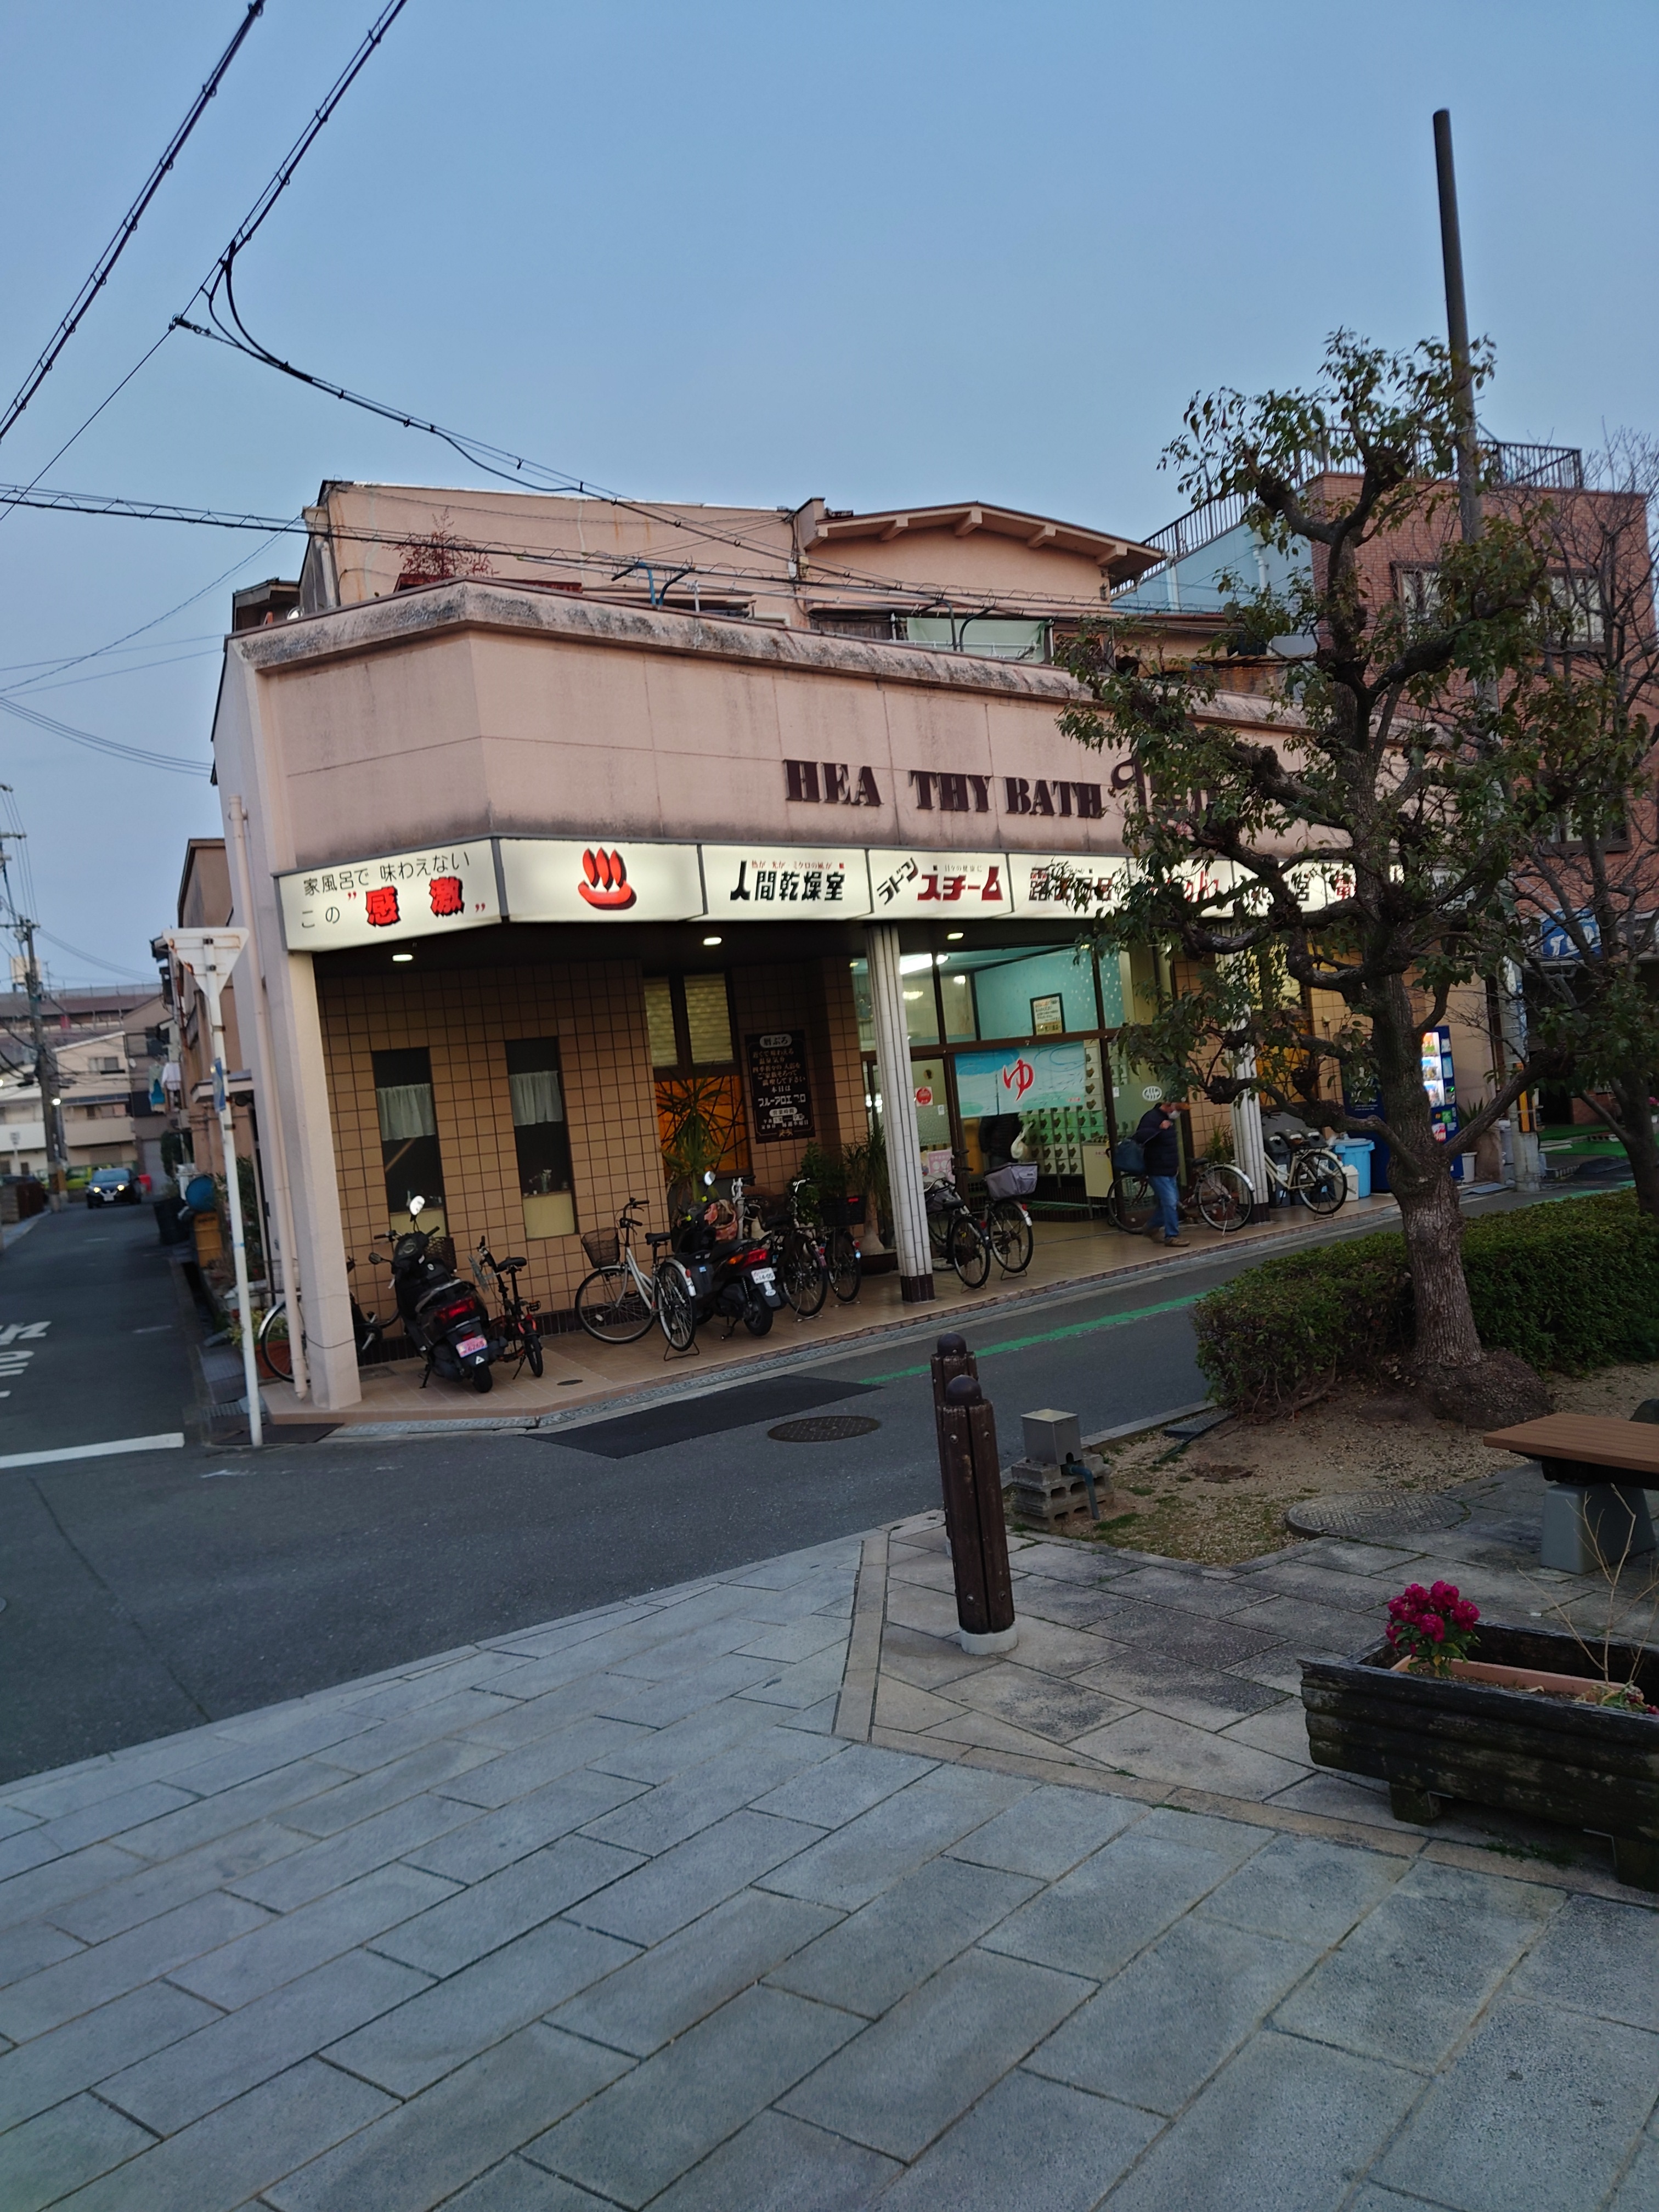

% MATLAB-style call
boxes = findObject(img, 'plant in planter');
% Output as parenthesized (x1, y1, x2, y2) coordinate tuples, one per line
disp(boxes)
(1384, 1582, 1481, 1676)
(1302, 1582, 1659, 1889)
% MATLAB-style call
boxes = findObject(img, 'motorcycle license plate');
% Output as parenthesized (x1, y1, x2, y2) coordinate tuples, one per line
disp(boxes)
(751, 1268, 776, 1288)
(456, 1334, 488, 1357)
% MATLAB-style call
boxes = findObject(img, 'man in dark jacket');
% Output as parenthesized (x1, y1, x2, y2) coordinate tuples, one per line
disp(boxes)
(1133, 1100, 1183, 1244)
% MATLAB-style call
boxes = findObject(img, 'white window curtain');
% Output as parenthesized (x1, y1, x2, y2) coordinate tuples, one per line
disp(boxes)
(376, 1082, 437, 1142)
(510, 1069, 564, 1128)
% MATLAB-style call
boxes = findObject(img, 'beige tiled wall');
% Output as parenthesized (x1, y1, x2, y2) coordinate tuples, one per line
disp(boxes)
(318, 961, 666, 1322)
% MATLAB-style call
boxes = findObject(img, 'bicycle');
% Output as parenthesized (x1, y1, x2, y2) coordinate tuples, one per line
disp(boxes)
(1115, 1135, 1346, 1234)
(924, 1176, 992, 1289)
(573, 1199, 678, 1344)
(472, 1237, 544, 1377)
(974, 1163, 1036, 1276)
(824, 1220, 862, 1302)
(768, 1176, 828, 1319)
(255, 1256, 382, 1380)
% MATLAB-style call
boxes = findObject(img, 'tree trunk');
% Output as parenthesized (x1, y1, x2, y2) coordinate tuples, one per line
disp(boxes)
(1611, 1074, 1659, 1220)
(1371, 979, 1548, 1424)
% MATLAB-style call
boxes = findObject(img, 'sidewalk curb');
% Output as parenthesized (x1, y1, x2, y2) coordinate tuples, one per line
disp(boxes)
(295, 1190, 1530, 1446)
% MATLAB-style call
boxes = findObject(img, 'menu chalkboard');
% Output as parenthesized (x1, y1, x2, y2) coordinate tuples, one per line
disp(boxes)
(746, 1029, 814, 1140)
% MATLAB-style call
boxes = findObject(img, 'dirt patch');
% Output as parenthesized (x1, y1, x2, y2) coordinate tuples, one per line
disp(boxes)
(1031, 1359, 1659, 1567)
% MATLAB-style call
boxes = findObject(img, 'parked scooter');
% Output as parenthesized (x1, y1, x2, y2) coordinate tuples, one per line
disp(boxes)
(373, 1195, 503, 1392)
(658, 1172, 783, 1347)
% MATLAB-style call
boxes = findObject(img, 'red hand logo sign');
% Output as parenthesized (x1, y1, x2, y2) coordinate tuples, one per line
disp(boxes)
(578, 848, 637, 911)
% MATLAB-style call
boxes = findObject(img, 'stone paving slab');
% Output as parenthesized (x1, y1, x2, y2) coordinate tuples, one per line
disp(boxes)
(0, 1526, 1655, 2208)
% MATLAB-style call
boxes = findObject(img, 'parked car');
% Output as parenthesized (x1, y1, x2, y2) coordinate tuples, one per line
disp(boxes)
(86, 1166, 142, 1209)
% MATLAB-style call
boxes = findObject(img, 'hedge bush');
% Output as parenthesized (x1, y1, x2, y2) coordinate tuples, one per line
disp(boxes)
(1193, 1193, 1659, 1415)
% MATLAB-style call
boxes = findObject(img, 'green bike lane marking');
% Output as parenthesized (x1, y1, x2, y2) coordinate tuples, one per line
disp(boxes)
(861, 1290, 1209, 1383)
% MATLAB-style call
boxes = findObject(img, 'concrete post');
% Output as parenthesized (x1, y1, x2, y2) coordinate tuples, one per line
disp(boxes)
(864, 921, 934, 1301)
(268, 951, 362, 1411)
(1230, 1049, 1271, 1223)
(1497, 960, 1542, 1190)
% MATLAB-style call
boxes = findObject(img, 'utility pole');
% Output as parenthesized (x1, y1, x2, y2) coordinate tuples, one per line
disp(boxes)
(0, 829, 65, 1208)
(1432, 108, 1542, 1192)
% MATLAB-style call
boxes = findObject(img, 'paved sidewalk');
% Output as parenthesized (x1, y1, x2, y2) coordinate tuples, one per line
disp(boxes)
(0, 1529, 1654, 2210)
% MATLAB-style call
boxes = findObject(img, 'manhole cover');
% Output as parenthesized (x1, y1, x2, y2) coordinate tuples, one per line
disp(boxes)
(1285, 1489, 1470, 1539)
(768, 1415, 882, 1443)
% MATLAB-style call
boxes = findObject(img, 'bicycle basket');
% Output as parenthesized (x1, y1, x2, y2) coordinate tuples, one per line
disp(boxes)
(1113, 1139, 1145, 1174)
(985, 1162, 1038, 1201)
(924, 1181, 959, 1215)
(581, 1228, 620, 1269)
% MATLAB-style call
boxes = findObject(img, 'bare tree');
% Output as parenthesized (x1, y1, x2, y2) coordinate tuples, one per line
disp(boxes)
(1058, 332, 1558, 1425)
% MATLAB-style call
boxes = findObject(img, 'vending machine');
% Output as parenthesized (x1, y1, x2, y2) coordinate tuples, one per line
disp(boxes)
(1420, 1026, 1464, 1180)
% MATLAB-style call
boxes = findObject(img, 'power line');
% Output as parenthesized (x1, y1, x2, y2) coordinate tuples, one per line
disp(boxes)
(0, 0, 409, 530)
(0, 1, 267, 449)
(0, 693, 212, 776)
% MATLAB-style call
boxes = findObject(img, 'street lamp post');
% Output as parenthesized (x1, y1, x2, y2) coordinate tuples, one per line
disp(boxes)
(166, 928, 261, 1447)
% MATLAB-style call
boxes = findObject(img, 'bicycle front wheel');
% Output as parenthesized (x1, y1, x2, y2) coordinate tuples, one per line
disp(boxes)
(947, 1214, 992, 1289)
(1113, 1173, 1155, 1233)
(986, 1199, 1034, 1274)
(782, 1234, 827, 1318)
(575, 1266, 655, 1344)
(523, 1319, 545, 1378)
(827, 1227, 862, 1302)
(1296, 1149, 1348, 1216)
(656, 1263, 697, 1351)
(256, 1300, 295, 1380)
(1196, 1164, 1252, 1233)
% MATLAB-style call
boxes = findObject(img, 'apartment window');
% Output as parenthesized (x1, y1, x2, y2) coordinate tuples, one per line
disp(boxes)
(373, 1046, 445, 1234)
(1396, 567, 1441, 633)
(904, 614, 1051, 663)
(1547, 573, 1606, 648)
(506, 1037, 575, 1240)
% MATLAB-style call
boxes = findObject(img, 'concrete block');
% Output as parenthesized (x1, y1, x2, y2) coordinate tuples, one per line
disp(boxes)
(573, 1812, 820, 1948)
(1199, 1832, 1404, 1948)
(634, 2112, 896, 2212)
(267, 2026, 630, 2212)
(1022, 1409, 1082, 1466)
(528, 1985, 859, 2208)
(1029, 1912, 1317, 2114)
(981, 1827, 1245, 1983)
(170, 1863, 456, 2010)
(552, 1888, 836, 2058)
(50, 2057, 393, 2212)
(0, 1981, 217, 2133)
(0, 2088, 153, 2210)
(878, 2067, 1157, 2211)
(1509, 1892, 1659, 2032)
(1104, 2028, 1420, 2212)
(0, 1887, 269, 2042)
(781, 1947, 1091, 2162)
(374, 1835, 641, 1978)
(103, 1947, 429, 2134)
(769, 1854, 1039, 2019)
(1378, 1996, 1659, 2212)
(947, 1784, 1143, 1882)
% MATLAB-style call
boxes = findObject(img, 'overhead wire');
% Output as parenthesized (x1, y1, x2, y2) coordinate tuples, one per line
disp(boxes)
(0, 1, 267, 449)
(0, 693, 211, 776)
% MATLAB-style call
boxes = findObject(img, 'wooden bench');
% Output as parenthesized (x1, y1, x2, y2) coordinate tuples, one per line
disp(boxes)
(1484, 1414, 1658, 1573)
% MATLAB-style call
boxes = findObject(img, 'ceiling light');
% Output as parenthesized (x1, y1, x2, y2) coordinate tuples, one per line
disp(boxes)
(947, 930, 963, 941)
(702, 934, 722, 947)
(392, 952, 414, 963)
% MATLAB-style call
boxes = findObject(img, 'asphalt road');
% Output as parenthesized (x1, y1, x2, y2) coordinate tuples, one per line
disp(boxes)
(0, 1192, 1530, 1781)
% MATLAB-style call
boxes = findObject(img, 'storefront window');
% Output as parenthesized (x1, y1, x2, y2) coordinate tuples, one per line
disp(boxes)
(374, 1046, 444, 1234)
(643, 978, 679, 1070)
(507, 1037, 575, 1239)
(850, 955, 941, 1050)
(683, 973, 734, 1065)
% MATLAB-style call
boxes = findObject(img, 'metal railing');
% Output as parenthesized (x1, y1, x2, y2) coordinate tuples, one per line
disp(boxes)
(1119, 441, 1585, 601)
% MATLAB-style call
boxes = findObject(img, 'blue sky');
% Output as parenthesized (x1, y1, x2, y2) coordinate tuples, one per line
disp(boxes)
(0, 0, 1654, 983)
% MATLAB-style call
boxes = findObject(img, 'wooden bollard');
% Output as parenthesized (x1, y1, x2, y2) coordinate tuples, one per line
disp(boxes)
(929, 1334, 978, 1557)
(938, 1373, 1018, 1656)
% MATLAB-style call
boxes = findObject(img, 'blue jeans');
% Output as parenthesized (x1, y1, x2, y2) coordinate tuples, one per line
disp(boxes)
(1150, 1174, 1180, 1240)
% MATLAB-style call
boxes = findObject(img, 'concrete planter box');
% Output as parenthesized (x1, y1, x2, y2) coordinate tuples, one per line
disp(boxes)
(1301, 1622, 1659, 1891)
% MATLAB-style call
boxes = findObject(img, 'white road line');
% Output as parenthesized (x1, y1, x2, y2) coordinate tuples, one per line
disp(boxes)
(0, 1432, 185, 1470)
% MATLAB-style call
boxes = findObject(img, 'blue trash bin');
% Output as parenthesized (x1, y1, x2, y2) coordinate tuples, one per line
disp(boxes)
(1331, 1137, 1374, 1199)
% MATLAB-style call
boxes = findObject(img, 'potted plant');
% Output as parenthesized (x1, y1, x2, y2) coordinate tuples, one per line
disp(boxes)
(804, 1142, 866, 1229)
(1301, 1578, 1659, 1890)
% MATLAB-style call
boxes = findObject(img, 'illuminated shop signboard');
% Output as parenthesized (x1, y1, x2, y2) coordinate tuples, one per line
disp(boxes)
(276, 843, 500, 950)
(276, 837, 1153, 949)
